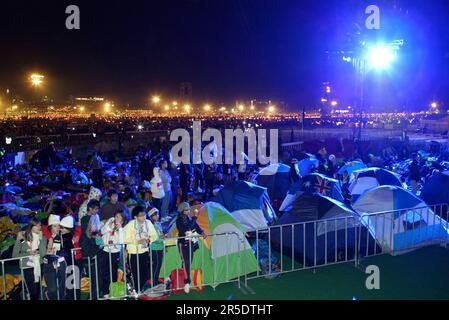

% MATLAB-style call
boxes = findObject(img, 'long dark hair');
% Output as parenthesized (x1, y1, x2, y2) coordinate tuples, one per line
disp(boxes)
(24, 217, 42, 242)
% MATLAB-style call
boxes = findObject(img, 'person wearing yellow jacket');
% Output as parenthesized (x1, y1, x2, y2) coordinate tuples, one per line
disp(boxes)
(123, 206, 157, 292)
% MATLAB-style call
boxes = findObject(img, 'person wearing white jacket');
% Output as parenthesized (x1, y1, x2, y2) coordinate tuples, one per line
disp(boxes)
(78, 186, 102, 223)
(150, 167, 165, 215)
(98, 212, 125, 298)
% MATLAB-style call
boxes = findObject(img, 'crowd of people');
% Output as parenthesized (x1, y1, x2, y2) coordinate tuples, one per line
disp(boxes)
(1, 126, 448, 300)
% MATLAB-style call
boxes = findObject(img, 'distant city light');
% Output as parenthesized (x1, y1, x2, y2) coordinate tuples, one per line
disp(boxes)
(137, 124, 143, 130)
(431, 102, 438, 109)
(5, 137, 12, 145)
(79, 106, 85, 112)
(172, 101, 178, 106)
(342, 56, 352, 62)
(184, 104, 191, 112)
(238, 104, 245, 111)
(104, 102, 111, 112)
(152, 96, 161, 104)
(321, 98, 328, 103)
(164, 105, 170, 111)
(325, 86, 331, 94)
(268, 105, 276, 113)
(204, 104, 211, 111)
(331, 100, 338, 107)
(11, 105, 18, 110)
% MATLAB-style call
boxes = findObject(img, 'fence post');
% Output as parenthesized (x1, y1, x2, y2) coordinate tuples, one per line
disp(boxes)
(2, 262, 6, 300)
(20, 261, 26, 300)
(71, 249, 76, 301)
(88, 257, 92, 300)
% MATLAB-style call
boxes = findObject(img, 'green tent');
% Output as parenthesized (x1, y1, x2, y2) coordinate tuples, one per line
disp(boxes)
(159, 202, 259, 287)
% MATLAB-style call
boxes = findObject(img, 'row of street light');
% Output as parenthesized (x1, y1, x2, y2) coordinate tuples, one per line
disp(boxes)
(150, 95, 276, 114)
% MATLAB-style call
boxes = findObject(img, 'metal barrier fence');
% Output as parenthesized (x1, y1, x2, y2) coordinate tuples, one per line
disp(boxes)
(1, 231, 246, 300)
(1, 204, 448, 300)
(243, 203, 449, 284)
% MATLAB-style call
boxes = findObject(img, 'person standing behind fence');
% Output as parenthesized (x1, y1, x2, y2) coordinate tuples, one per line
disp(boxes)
(150, 167, 165, 216)
(204, 162, 216, 200)
(179, 162, 192, 202)
(409, 154, 421, 194)
(43, 215, 75, 300)
(99, 211, 126, 298)
(91, 151, 104, 189)
(148, 207, 165, 287)
(13, 218, 47, 300)
(159, 160, 173, 223)
(169, 161, 180, 214)
(79, 200, 102, 300)
(124, 206, 157, 292)
(176, 202, 206, 294)
(101, 189, 129, 222)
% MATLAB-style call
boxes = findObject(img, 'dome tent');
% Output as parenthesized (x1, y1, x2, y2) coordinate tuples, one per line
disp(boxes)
(421, 171, 449, 206)
(271, 193, 377, 266)
(353, 185, 449, 255)
(279, 173, 344, 212)
(349, 168, 402, 201)
(211, 180, 276, 231)
(337, 161, 367, 178)
(160, 202, 259, 287)
(255, 163, 291, 205)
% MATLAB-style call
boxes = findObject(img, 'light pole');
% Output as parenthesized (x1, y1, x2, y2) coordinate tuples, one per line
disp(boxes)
(29, 73, 45, 107)
(339, 40, 403, 154)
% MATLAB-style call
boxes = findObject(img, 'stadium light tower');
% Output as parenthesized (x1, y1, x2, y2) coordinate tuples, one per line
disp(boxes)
(334, 39, 404, 153)
(366, 45, 397, 70)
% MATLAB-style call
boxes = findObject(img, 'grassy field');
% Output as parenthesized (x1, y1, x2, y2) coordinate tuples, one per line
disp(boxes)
(166, 245, 449, 300)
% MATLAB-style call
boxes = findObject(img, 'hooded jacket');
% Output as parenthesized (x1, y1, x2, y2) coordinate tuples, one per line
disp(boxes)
(150, 168, 165, 199)
(78, 187, 102, 223)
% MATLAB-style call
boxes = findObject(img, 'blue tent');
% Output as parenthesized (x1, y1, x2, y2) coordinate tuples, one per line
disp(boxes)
(420, 171, 449, 219)
(353, 185, 449, 255)
(271, 193, 377, 266)
(349, 168, 402, 202)
(211, 181, 276, 231)
(337, 161, 367, 177)
(421, 171, 449, 206)
(279, 173, 344, 212)
(296, 157, 320, 176)
(255, 163, 291, 204)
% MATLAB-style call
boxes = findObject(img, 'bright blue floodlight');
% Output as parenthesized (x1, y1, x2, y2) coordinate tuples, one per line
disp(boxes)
(366, 45, 396, 70)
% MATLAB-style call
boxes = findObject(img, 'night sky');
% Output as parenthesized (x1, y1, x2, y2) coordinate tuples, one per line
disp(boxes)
(1, 0, 449, 110)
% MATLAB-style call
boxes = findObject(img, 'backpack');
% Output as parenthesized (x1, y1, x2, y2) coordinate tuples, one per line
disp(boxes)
(170, 268, 186, 293)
